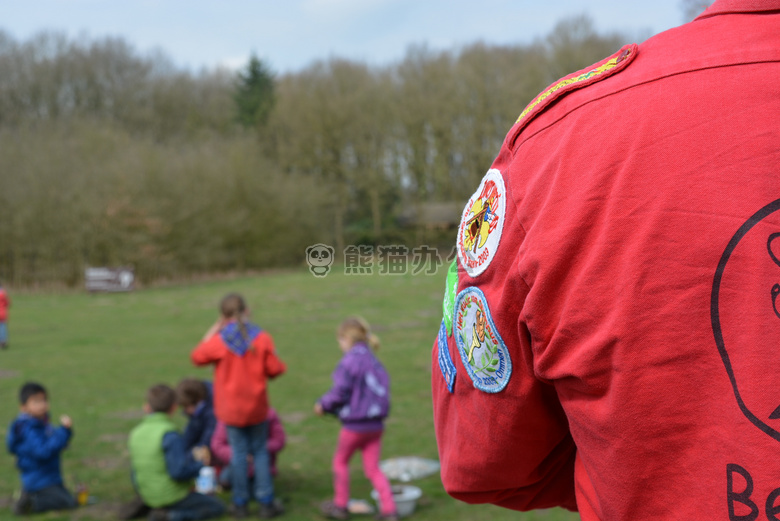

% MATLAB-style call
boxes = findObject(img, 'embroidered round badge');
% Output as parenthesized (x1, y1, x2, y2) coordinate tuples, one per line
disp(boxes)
(457, 169, 506, 278)
(454, 287, 512, 393)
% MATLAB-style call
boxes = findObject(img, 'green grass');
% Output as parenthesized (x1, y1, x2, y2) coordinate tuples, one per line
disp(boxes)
(0, 267, 579, 521)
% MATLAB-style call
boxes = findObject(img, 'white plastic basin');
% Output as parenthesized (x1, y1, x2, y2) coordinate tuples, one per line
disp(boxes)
(371, 485, 423, 518)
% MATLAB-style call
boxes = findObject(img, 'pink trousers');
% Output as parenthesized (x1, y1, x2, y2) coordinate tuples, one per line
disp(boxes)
(332, 427, 396, 515)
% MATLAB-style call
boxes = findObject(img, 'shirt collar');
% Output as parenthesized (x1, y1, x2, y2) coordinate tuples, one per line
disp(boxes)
(697, 0, 780, 20)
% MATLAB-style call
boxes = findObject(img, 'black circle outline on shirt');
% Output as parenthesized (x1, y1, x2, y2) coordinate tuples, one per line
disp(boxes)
(768, 232, 780, 268)
(711, 198, 780, 442)
(770, 233, 780, 319)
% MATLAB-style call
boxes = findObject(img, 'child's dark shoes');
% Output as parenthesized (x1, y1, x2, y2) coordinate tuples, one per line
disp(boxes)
(12, 492, 31, 516)
(258, 498, 285, 518)
(319, 500, 349, 520)
(117, 495, 149, 520)
(228, 503, 249, 519)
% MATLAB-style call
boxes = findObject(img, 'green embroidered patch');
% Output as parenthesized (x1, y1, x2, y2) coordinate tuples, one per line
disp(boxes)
(442, 260, 459, 336)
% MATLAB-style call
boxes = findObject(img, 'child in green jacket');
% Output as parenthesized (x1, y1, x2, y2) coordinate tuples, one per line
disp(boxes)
(128, 384, 224, 521)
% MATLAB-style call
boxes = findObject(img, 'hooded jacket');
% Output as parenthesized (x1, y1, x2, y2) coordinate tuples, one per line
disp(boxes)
(6, 414, 71, 492)
(191, 321, 286, 427)
(318, 342, 391, 432)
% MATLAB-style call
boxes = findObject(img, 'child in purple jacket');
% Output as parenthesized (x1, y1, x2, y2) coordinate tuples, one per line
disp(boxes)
(315, 317, 397, 521)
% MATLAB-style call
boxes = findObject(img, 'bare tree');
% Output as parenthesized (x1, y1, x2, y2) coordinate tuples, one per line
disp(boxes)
(681, 0, 714, 22)
(0, 18, 638, 286)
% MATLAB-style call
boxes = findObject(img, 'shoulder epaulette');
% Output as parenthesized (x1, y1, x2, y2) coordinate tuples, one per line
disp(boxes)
(514, 43, 638, 133)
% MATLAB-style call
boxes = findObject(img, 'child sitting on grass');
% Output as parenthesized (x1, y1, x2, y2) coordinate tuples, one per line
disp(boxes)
(128, 384, 224, 521)
(176, 378, 216, 453)
(210, 407, 286, 489)
(6, 381, 77, 515)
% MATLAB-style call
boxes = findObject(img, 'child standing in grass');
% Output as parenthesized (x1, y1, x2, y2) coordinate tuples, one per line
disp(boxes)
(0, 280, 10, 349)
(6, 382, 77, 515)
(315, 317, 398, 521)
(191, 293, 286, 519)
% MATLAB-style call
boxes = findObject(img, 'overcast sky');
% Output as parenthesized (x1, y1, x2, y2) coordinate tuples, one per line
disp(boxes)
(1, 1, 692, 74)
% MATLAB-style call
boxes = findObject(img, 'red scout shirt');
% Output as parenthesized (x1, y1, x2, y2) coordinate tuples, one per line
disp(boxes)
(432, 2, 780, 520)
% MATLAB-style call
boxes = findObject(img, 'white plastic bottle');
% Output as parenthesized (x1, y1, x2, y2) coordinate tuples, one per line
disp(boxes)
(195, 466, 216, 494)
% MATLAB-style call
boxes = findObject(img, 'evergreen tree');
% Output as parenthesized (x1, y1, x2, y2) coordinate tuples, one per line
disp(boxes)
(234, 54, 275, 128)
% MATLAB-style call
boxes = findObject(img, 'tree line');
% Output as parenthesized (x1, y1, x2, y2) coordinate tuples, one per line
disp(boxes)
(0, 17, 629, 286)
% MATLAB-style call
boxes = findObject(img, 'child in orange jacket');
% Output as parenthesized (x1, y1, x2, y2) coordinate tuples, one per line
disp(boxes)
(191, 293, 286, 519)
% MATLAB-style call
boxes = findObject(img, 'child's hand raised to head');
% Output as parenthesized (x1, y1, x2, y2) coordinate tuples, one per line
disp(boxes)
(60, 415, 73, 429)
(201, 318, 226, 342)
(313, 402, 324, 416)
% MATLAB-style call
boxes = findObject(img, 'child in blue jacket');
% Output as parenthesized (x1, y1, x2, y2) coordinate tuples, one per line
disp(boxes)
(175, 378, 216, 452)
(6, 382, 77, 515)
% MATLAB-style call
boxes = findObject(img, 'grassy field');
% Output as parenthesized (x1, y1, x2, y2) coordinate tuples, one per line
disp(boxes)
(0, 266, 579, 521)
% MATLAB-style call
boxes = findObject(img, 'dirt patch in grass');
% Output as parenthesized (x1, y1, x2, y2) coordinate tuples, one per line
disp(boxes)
(82, 457, 125, 470)
(286, 435, 307, 445)
(280, 411, 307, 425)
(0, 369, 20, 379)
(108, 409, 144, 420)
(98, 433, 127, 443)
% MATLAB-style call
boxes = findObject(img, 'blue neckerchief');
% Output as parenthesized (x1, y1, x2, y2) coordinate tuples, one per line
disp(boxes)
(220, 321, 262, 356)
